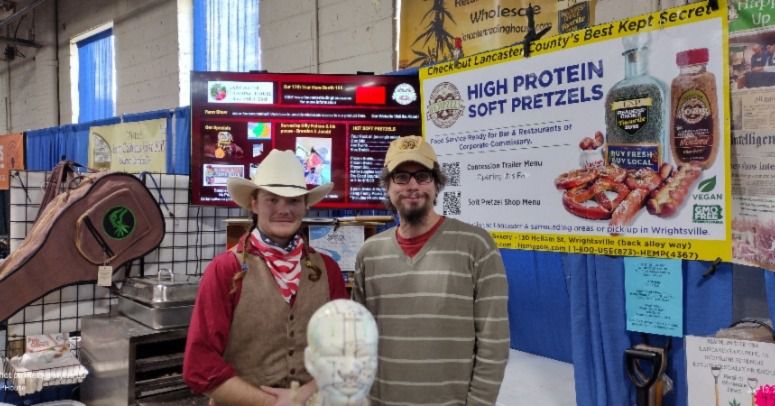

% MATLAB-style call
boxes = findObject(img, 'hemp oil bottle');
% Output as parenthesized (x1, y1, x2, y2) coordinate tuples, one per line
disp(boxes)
(605, 41, 667, 171)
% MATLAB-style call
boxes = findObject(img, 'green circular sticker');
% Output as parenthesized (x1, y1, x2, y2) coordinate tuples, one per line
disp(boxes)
(103, 206, 135, 240)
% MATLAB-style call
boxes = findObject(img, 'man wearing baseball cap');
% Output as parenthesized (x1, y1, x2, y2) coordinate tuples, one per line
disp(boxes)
(353, 135, 510, 405)
(184, 149, 348, 405)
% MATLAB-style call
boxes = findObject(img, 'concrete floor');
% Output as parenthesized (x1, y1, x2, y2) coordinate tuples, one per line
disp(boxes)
(496, 349, 577, 406)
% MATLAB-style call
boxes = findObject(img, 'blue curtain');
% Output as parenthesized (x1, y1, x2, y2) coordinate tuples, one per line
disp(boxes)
(121, 109, 169, 123)
(765, 271, 775, 326)
(504, 250, 572, 362)
(172, 107, 191, 174)
(193, 0, 260, 71)
(565, 254, 631, 406)
(77, 29, 114, 123)
(23, 108, 192, 174)
(564, 254, 733, 406)
(25, 117, 119, 170)
(25, 127, 59, 170)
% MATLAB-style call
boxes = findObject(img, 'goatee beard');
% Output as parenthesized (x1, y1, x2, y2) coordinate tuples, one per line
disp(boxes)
(398, 192, 433, 226)
(402, 206, 428, 226)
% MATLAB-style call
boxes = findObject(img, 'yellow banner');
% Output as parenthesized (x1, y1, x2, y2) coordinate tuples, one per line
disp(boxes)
(421, 2, 724, 79)
(0, 133, 24, 190)
(491, 231, 726, 261)
(89, 119, 167, 172)
(398, 0, 560, 69)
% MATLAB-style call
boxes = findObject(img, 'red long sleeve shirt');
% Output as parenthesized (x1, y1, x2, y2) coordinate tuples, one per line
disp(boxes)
(182, 249, 348, 394)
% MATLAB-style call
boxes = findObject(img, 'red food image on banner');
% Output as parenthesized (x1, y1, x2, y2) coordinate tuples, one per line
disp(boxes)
(210, 83, 227, 101)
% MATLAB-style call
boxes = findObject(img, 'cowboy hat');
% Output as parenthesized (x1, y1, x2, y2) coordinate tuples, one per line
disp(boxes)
(227, 149, 333, 210)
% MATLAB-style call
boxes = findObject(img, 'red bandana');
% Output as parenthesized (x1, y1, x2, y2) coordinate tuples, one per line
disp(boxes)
(238, 229, 304, 303)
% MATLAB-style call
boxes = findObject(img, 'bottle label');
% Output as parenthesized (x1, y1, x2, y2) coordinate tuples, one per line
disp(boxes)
(673, 88, 713, 163)
(611, 97, 652, 135)
(607, 144, 660, 171)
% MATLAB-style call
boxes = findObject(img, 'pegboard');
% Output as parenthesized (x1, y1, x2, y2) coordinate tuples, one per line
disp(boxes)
(1, 170, 243, 358)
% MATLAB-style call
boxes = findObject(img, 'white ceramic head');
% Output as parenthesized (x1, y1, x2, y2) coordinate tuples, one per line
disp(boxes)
(305, 299, 378, 406)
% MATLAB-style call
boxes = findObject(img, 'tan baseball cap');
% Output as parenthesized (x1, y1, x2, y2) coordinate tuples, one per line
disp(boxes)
(384, 135, 438, 172)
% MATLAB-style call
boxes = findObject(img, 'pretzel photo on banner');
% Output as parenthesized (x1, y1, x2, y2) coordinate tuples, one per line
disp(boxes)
(554, 163, 703, 233)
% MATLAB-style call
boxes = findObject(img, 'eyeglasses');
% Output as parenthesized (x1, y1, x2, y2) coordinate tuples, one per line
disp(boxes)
(391, 170, 434, 185)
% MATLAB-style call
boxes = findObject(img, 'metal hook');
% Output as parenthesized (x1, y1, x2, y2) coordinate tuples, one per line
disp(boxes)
(519, 3, 551, 58)
(702, 257, 722, 279)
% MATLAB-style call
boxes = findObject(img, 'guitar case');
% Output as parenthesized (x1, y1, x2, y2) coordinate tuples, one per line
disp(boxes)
(0, 171, 165, 322)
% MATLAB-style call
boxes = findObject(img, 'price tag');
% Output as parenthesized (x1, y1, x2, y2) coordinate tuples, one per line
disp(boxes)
(97, 265, 113, 287)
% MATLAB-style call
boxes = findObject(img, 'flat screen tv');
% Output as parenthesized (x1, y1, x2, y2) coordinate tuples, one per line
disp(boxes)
(190, 71, 421, 208)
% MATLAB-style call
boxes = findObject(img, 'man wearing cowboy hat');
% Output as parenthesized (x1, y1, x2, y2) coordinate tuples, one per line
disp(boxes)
(352, 136, 509, 405)
(184, 149, 348, 405)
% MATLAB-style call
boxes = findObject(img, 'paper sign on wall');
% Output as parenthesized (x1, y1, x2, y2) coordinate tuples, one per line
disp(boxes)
(624, 257, 683, 337)
(88, 119, 167, 173)
(686, 335, 775, 406)
(308, 225, 365, 272)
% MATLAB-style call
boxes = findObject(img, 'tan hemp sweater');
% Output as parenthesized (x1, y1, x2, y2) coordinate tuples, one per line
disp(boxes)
(353, 218, 510, 406)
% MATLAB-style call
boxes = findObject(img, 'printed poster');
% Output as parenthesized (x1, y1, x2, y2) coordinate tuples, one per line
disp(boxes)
(0, 133, 24, 190)
(686, 335, 775, 406)
(730, 7, 775, 270)
(729, 0, 775, 33)
(398, 0, 559, 69)
(308, 225, 365, 272)
(190, 72, 420, 208)
(88, 119, 167, 173)
(420, 2, 731, 262)
(557, 0, 595, 34)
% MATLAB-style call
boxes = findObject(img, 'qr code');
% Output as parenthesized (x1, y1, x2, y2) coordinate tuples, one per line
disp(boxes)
(443, 191, 461, 216)
(442, 162, 461, 186)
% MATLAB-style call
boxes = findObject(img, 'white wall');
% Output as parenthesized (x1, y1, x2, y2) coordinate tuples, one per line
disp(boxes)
(0, 0, 58, 133)
(0, 0, 707, 133)
(260, 0, 395, 74)
(58, 0, 181, 120)
(0, 0, 182, 133)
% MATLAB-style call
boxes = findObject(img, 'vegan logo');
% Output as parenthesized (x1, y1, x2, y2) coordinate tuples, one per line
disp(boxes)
(693, 204, 723, 224)
(427, 82, 464, 129)
(103, 206, 135, 240)
(698, 176, 716, 193)
(692, 176, 723, 201)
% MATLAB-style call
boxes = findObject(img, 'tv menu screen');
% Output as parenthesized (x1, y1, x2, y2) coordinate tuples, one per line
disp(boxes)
(190, 71, 421, 208)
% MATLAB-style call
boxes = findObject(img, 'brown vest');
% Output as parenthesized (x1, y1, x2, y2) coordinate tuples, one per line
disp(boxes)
(223, 250, 330, 388)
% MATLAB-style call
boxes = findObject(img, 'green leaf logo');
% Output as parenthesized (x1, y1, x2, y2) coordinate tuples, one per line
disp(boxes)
(698, 176, 716, 193)
(729, 398, 741, 406)
(103, 206, 136, 240)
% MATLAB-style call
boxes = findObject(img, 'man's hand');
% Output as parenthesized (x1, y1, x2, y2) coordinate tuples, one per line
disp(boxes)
(261, 387, 298, 406)
(261, 380, 317, 406)
(206, 377, 278, 406)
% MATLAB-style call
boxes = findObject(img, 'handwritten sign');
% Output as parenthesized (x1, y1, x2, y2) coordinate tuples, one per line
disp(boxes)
(686, 335, 775, 406)
(88, 119, 167, 172)
(624, 257, 683, 337)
